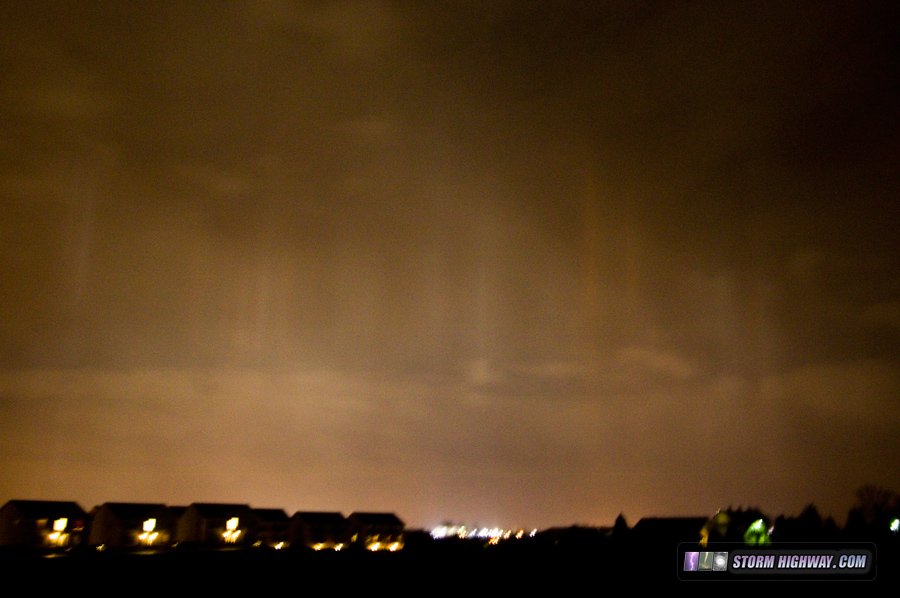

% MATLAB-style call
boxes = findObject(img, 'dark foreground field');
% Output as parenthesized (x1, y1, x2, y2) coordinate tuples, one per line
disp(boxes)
(2, 536, 895, 593)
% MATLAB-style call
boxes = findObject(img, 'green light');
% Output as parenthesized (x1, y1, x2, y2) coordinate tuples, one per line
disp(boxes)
(744, 518, 771, 545)
(890, 518, 899, 533)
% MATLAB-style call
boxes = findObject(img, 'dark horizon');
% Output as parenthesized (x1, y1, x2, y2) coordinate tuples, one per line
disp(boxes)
(2, 493, 895, 588)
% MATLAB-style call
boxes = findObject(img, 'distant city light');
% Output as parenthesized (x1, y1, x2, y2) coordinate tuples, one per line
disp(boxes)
(430, 523, 537, 543)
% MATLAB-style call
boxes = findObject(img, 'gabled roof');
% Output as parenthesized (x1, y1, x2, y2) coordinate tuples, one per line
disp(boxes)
(97, 502, 169, 520)
(187, 503, 252, 518)
(631, 516, 707, 537)
(291, 511, 347, 526)
(348, 512, 405, 527)
(3, 500, 87, 519)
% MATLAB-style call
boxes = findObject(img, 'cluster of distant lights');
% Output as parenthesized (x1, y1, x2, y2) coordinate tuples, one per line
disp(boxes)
(430, 524, 538, 545)
(431, 517, 900, 543)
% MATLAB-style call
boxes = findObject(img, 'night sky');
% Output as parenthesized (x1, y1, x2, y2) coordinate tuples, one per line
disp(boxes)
(1, 1, 898, 531)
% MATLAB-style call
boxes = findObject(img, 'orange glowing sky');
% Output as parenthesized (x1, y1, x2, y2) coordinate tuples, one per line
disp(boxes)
(1, 1, 898, 530)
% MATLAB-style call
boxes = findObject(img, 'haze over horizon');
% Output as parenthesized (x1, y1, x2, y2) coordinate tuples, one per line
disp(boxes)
(1, 1, 898, 531)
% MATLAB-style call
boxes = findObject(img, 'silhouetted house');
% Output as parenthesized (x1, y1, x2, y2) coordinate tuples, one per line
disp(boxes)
(251, 508, 290, 549)
(87, 502, 174, 550)
(168, 505, 188, 524)
(0, 499, 87, 550)
(348, 512, 405, 551)
(289, 511, 351, 550)
(175, 503, 254, 548)
(631, 516, 707, 547)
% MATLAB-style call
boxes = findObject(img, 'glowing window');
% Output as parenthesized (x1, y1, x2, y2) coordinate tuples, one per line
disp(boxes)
(222, 517, 242, 543)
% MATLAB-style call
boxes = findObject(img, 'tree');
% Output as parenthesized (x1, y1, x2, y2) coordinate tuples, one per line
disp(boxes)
(773, 504, 825, 541)
(612, 513, 629, 538)
(855, 485, 898, 524)
(845, 484, 900, 538)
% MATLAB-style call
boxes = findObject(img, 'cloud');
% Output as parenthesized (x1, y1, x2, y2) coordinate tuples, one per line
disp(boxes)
(859, 301, 900, 332)
(762, 359, 899, 424)
(0, 0, 897, 529)
(616, 345, 696, 381)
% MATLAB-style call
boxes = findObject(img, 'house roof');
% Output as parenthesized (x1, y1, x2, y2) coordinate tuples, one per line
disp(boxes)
(187, 503, 252, 518)
(348, 512, 405, 527)
(291, 511, 347, 526)
(631, 516, 707, 537)
(3, 500, 87, 519)
(96, 502, 170, 522)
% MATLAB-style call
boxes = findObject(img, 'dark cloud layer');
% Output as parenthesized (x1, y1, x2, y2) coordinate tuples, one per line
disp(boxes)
(1, 1, 898, 529)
